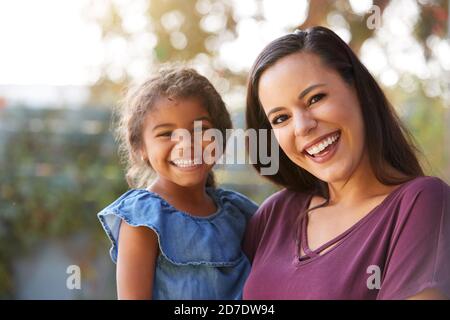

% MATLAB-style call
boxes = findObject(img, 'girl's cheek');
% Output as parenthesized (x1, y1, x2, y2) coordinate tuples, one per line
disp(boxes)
(153, 140, 174, 160)
(202, 140, 219, 163)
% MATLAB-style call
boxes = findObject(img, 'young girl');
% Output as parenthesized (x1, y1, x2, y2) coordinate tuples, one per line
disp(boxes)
(97, 66, 258, 300)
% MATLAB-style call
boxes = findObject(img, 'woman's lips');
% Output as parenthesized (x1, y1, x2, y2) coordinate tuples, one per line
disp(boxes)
(303, 133, 341, 164)
(301, 130, 341, 154)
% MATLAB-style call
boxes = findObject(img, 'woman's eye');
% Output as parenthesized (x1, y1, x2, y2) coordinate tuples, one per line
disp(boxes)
(308, 93, 326, 106)
(271, 114, 289, 125)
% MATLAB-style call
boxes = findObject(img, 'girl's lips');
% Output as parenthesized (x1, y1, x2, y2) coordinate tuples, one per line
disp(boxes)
(303, 133, 341, 164)
(169, 160, 204, 172)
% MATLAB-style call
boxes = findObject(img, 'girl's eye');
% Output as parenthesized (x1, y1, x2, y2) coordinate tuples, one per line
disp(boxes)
(194, 126, 210, 133)
(157, 131, 172, 138)
(271, 114, 290, 125)
(308, 93, 326, 106)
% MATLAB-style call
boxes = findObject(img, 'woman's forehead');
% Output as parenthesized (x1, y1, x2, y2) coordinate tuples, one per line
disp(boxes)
(260, 52, 328, 87)
(258, 52, 337, 106)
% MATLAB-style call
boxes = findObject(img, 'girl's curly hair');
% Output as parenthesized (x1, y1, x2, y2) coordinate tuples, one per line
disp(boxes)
(113, 65, 232, 189)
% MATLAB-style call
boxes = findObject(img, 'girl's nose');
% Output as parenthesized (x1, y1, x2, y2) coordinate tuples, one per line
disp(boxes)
(171, 129, 194, 158)
(173, 143, 194, 159)
(293, 109, 317, 137)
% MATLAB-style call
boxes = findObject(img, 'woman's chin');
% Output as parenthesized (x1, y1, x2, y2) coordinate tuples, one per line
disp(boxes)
(311, 166, 351, 185)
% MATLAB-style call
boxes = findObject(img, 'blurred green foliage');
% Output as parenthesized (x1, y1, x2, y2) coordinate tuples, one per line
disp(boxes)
(0, 107, 127, 297)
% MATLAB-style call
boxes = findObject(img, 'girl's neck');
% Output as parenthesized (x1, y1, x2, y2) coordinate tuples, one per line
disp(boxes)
(148, 178, 216, 216)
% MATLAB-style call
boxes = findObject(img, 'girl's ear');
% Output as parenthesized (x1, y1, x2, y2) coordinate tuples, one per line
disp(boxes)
(140, 151, 152, 168)
(140, 153, 147, 163)
(139, 148, 148, 163)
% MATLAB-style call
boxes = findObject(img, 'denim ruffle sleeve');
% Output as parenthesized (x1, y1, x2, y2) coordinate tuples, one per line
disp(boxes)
(97, 187, 258, 299)
(97, 187, 258, 266)
(214, 188, 258, 222)
(97, 189, 165, 264)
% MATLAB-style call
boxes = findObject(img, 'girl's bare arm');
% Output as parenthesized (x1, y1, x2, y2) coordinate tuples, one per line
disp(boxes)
(116, 221, 159, 299)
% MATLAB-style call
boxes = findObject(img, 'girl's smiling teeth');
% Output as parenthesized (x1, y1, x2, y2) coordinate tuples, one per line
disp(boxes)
(304, 131, 340, 157)
(170, 158, 202, 168)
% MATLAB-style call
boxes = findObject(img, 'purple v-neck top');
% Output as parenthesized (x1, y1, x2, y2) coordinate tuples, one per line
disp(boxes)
(243, 176, 450, 299)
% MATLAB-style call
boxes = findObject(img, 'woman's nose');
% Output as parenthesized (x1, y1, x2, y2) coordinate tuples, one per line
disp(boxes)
(293, 110, 317, 137)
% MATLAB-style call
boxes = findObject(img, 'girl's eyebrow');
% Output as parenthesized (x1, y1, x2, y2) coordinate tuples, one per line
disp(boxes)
(194, 116, 212, 123)
(152, 116, 212, 132)
(152, 123, 174, 132)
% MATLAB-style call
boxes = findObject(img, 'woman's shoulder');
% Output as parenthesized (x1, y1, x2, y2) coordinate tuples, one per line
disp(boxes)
(402, 175, 447, 189)
(392, 176, 449, 203)
(249, 188, 311, 224)
(385, 176, 450, 225)
(260, 188, 310, 212)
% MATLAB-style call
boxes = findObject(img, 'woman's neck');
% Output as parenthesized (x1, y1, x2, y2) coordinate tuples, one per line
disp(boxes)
(326, 153, 401, 208)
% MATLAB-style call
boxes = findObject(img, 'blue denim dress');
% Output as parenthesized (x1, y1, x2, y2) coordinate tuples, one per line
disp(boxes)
(97, 187, 258, 300)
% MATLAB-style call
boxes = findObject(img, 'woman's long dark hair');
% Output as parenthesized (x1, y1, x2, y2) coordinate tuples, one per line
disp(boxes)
(246, 26, 424, 211)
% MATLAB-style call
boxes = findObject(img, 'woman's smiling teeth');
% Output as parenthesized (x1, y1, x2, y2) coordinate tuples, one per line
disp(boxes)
(305, 132, 340, 157)
(171, 159, 201, 168)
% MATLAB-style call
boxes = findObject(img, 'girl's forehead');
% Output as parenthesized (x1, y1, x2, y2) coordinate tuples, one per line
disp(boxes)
(153, 95, 203, 110)
(144, 96, 212, 128)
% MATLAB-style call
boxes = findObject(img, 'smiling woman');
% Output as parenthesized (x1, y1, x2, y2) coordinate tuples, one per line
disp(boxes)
(258, 51, 366, 180)
(243, 26, 450, 300)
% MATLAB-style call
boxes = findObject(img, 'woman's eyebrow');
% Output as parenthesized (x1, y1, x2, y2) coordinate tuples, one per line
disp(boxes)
(298, 83, 326, 99)
(266, 83, 327, 118)
(267, 107, 285, 118)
